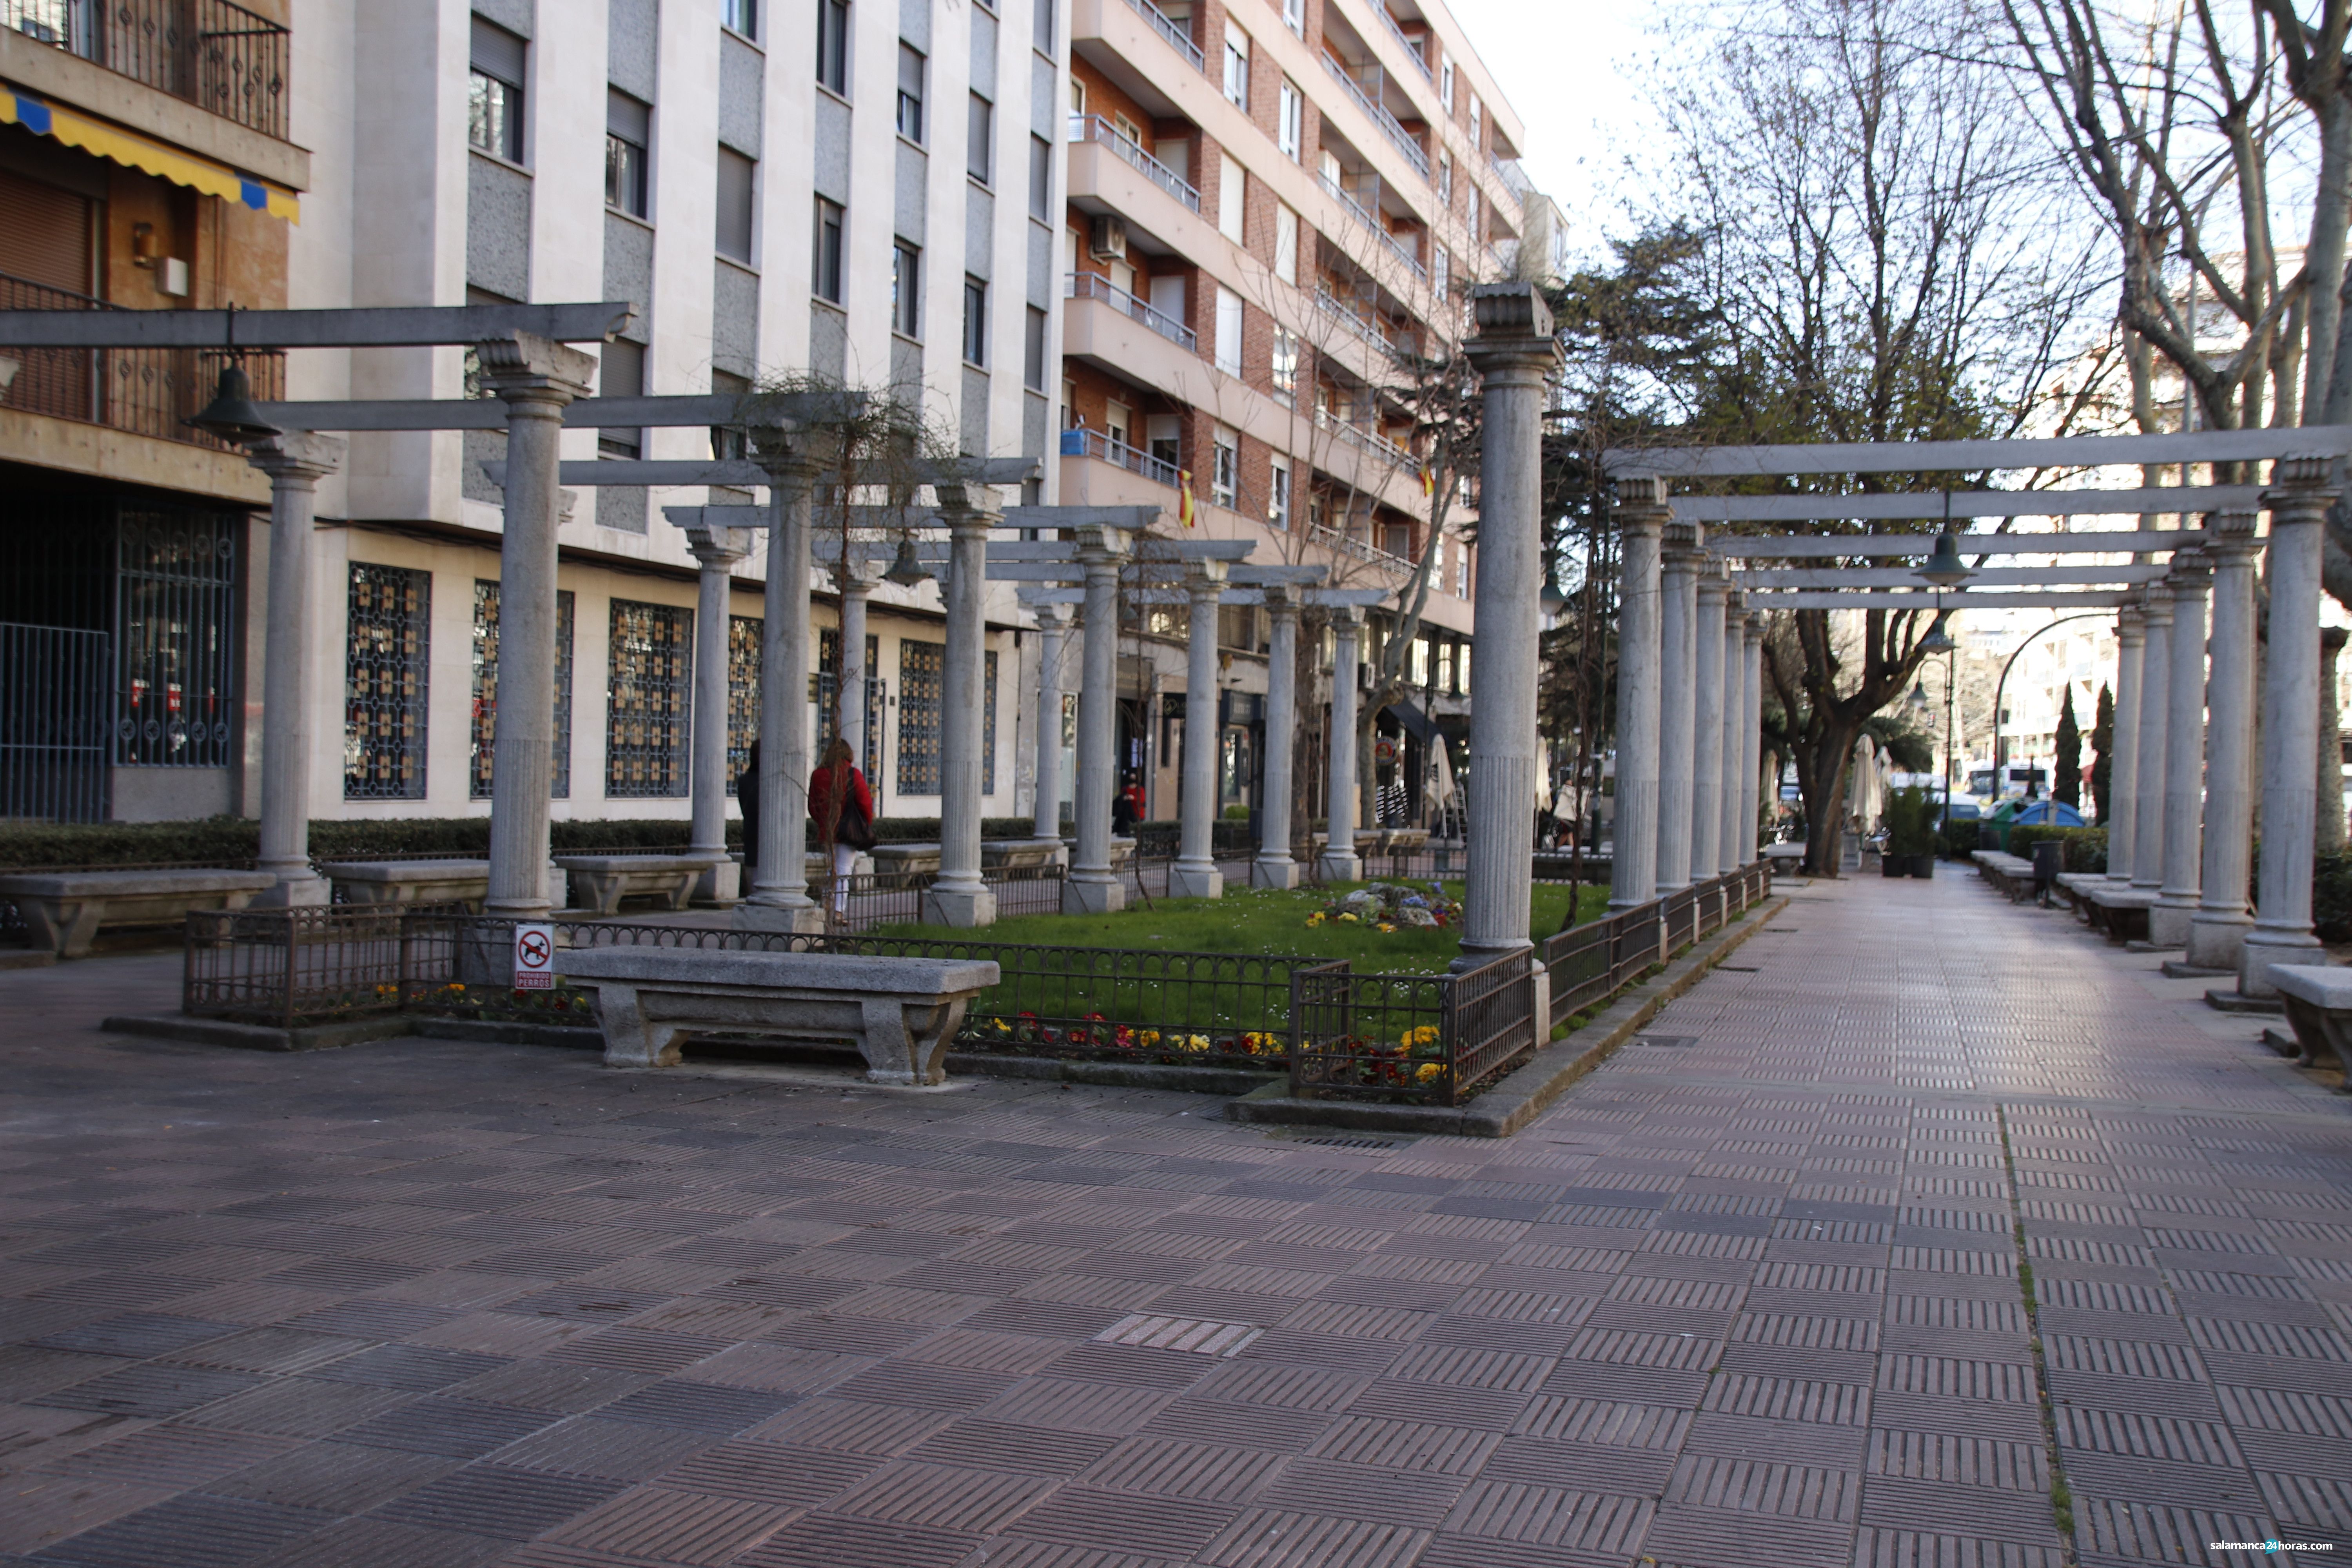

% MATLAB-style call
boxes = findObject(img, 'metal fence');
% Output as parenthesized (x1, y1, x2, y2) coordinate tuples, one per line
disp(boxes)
(185, 905, 474, 1029)
(1544, 863, 1770, 1031)
(4, 0, 290, 138)
(0, 622, 111, 823)
(1288, 947, 1537, 1108)
(0, 273, 288, 448)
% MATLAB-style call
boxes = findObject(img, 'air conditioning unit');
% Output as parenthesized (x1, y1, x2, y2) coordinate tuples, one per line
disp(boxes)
(1088, 214, 1128, 261)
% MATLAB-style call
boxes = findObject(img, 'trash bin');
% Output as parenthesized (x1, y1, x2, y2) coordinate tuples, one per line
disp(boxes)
(2031, 838, 2064, 904)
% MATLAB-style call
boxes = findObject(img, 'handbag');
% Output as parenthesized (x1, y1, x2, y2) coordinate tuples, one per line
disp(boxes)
(837, 782, 878, 850)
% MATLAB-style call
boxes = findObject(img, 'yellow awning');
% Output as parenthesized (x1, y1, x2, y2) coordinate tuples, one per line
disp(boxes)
(1, 85, 299, 223)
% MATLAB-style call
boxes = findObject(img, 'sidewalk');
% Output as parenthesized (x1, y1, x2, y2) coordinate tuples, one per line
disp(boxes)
(0, 872, 2345, 1567)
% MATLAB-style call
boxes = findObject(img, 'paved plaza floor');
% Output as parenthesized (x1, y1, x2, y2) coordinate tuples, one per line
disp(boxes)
(1, 871, 2348, 1568)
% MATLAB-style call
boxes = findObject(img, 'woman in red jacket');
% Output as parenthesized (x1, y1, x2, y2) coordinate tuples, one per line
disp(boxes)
(810, 737, 875, 915)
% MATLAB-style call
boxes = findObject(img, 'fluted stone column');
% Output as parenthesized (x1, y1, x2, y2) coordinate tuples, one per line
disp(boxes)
(1171, 563, 1229, 899)
(2188, 514, 2260, 970)
(685, 526, 752, 906)
(1742, 612, 1765, 864)
(1065, 525, 1131, 914)
(2241, 458, 2340, 996)
(1320, 606, 1365, 883)
(1692, 566, 1727, 884)
(1029, 598, 1073, 842)
(1610, 479, 1666, 909)
(921, 488, 998, 928)
(2151, 550, 2211, 947)
(1254, 586, 1303, 889)
(2130, 584, 2172, 893)
(479, 332, 596, 919)
(834, 559, 880, 763)
(1656, 521, 1704, 895)
(739, 432, 834, 931)
(2107, 608, 2144, 882)
(247, 432, 345, 908)
(1717, 590, 1745, 877)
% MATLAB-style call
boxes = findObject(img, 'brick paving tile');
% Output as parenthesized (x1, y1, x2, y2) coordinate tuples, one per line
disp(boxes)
(4, 879, 2350, 1564)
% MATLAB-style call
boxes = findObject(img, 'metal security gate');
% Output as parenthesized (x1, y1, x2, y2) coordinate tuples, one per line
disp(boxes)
(0, 622, 111, 822)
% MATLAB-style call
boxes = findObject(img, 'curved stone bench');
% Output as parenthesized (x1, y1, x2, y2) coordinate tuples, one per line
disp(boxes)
(0, 870, 274, 958)
(555, 946, 1000, 1084)
(2264, 965, 2352, 1082)
(554, 853, 721, 916)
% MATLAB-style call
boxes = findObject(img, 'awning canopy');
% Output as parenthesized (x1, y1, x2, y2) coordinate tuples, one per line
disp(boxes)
(2, 87, 299, 223)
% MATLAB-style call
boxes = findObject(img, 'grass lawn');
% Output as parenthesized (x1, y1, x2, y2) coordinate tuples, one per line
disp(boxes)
(872, 879, 1611, 974)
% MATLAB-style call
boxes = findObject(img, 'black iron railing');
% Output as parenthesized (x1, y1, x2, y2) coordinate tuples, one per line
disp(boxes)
(0, 273, 287, 449)
(1543, 862, 1771, 1031)
(5, 0, 290, 138)
(1288, 947, 1535, 1107)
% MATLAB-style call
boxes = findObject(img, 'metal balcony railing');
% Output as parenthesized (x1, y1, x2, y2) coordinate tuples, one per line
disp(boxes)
(1367, 0, 1433, 79)
(1067, 272, 1199, 354)
(1314, 404, 1417, 468)
(1309, 521, 1415, 576)
(1317, 171, 1427, 282)
(1119, 0, 1204, 71)
(1061, 425, 1185, 490)
(1067, 114, 1201, 214)
(1490, 151, 1535, 207)
(1321, 52, 1429, 179)
(5, 0, 290, 139)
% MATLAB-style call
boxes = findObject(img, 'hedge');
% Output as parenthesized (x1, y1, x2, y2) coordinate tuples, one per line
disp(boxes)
(2005, 824, 2108, 873)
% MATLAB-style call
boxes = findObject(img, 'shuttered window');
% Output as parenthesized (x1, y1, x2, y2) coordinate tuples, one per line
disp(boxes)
(0, 167, 94, 292)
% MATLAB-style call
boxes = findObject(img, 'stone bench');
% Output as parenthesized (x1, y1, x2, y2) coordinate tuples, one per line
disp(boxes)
(982, 838, 1064, 871)
(554, 946, 1001, 1084)
(554, 853, 721, 916)
(328, 860, 492, 909)
(2263, 965, 2352, 1080)
(2079, 882, 2157, 942)
(0, 870, 275, 958)
(1971, 851, 2037, 900)
(869, 843, 941, 878)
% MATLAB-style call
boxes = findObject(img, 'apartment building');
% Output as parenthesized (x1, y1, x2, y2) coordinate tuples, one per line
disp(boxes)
(1054, 0, 1543, 824)
(3, 0, 1067, 829)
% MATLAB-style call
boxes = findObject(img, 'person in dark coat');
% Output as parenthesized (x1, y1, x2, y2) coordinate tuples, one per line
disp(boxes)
(736, 739, 760, 878)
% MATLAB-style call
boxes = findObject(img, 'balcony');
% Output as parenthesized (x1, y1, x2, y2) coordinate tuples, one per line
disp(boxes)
(1062, 425, 1184, 488)
(1490, 151, 1535, 209)
(1119, 0, 1203, 73)
(1068, 114, 1200, 214)
(1315, 403, 1416, 469)
(1067, 271, 1198, 354)
(5, 0, 289, 139)
(1318, 171, 1426, 282)
(1367, 0, 1432, 80)
(0, 270, 285, 451)
(1309, 520, 1415, 577)
(1322, 53, 1428, 179)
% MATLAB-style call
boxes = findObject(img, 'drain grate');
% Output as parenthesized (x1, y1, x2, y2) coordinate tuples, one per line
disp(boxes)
(1096, 1314, 1263, 1356)
(1715, 965, 1761, 973)
(1634, 1035, 1699, 1048)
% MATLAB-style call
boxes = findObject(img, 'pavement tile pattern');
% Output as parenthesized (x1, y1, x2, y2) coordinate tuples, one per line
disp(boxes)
(0, 878, 2348, 1566)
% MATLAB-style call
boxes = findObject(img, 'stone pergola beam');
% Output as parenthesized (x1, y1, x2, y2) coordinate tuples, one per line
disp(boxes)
(1606, 426, 2352, 477)
(1734, 565, 2168, 588)
(1671, 486, 2263, 523)
(490, 457, 1041, 489)
(1742, 592, 2131, 610)
(0, 301, 639, 347)
(258, 392, 858, 431)
(1714, 532, 2209, 559)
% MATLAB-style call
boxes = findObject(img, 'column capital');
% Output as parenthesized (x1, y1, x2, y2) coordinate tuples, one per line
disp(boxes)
(1184, 559, 1229, 597)
(2140, 580, 2175, 627)
(748, 425, 847, 479)
(2204, 509, 2262, 558)
(1661, 519, 1705, 566)
(1695, 564, 1730, 606)
(1262, 581, 1304, 621)
(2164, 546, 2213, 594)
(245, 430, 346, 482)
(1328, 602, 1365, 630)
(1074, 524, 1132, 564)
(1743, 611, 1765, 643)
(1463, 284, 1564, 379)
(684, 524, 754, 568)
(2117, 604, 2145, 642)
(831, 557, 886, 595)
(475, 331, 596, 406)
(932, 484, 1004, 533)
(1615, 474, 1671, 524)
(2265, 453, 2341, 496)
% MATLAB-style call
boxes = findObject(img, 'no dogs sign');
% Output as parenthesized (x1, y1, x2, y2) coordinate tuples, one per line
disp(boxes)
(513, 922, 556, 991)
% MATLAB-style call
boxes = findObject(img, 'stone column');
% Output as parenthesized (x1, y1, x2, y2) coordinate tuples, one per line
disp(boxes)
(1459, 284, 1562, 958)
(739, 432, 834, 931)
(2151, 550, 2211, 947)
(833, 559, 880, 763)
(1320, 606, 1365, 883)
(2129, 584, 2172, 893)
(1029, 598, 1073, 842)
(1065, 525, 1132, 914)
(1655, 520, 1704, 895)
(684, 525, 752, 906)
(1171, 563, 1229, 900)
(479, 332, 596, 919)
(246, 432, 345, 908)
(1692, 566, 1727, 885)
(2321, 628, 2348, 854)
(1742, 612, 1766, 864)
(1610, 478, 1666, 909)
(2106, 607, 2143, 882)
(2241, 457, 2341, 996)
(1717, 589, 1745, 877)
(2189, 513, 2259, 970)
(921, 488, 998, 928)
(1254, 586, 1303, 889)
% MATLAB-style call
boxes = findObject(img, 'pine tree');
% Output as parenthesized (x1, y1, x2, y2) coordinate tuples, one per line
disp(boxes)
(2088, 683, 2113, 824)
(2055, 686, 2083, 809)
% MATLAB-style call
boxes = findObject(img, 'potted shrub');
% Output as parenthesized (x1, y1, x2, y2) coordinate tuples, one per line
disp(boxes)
(1883, 784, 1937, 878)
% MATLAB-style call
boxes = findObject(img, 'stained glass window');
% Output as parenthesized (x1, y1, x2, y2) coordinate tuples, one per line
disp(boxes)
(817, 628, 881, 779)
(727, 614, 760, 795)
(116, 505, 237, 768)
(897, 638, 942, 795)
(983, 647, 998, 795)
(470, 580, 573, 799)
(606, 599, 692, 797)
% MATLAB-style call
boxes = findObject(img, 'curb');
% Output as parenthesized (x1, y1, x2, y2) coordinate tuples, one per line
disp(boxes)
(1223, 894, 1791, 1138)
(101, 1013, 418, 1053)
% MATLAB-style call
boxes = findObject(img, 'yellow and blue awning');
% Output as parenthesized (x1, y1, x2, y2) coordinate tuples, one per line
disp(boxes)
(1, 85, 299, 223)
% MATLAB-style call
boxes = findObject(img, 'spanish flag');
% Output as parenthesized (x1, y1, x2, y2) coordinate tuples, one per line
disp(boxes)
(1178, 472, 1197, 528)
(1420, 464, 1437, 500)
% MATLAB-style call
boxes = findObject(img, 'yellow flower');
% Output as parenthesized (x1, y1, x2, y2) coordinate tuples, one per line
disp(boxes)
(1377, 923, 1395, 934)
(1137, 1030, 1161, 1048)
(1416, 1062, 1442, 1082)
(1337, 913, 1359, 924)
(1182, 1034, 1210, 1053)
(1403, 1025, 1440, 1048)
(1305, 912, 1325, 927)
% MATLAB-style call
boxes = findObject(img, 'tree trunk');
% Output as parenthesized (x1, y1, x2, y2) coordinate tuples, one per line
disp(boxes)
(1794, 717, 1864, 877)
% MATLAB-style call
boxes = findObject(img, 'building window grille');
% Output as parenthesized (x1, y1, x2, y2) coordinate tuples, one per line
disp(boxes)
(818, 0, 851, 93)
(606, 89, 651, 217)
(728, 613, 761, 794)
(471, 580, 573, 800)
(896, 638, 943, 795)
(606, 599, 693, 797)
(116, 503, 238, 769)
(469, 18, 526, 162)
(817, 628, 881, 779)
(345, 563, 431, 800)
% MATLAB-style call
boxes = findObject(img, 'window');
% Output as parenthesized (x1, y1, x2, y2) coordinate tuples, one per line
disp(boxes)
(1029, 134, 1053, 221)
(817, 629, 880, 779)
(968, 93, 993, 184)
(606, 89, 650, 217)
(893, 241, 921, 336)
(1470, 93, 1483, 149)
(1433, 247, 1448, 303)
(606, 599, 692, 797)
(711, 368, 750, 459)
(716, 147, 756, 262)
(1024, 305, 1048, 390)
(1437, 149, 1452, 203)
(1223, 22, 1250, 109)
(1467, 183, 1480, 246)
(345, 563, 431, 800)
(898, 639, 944, 795)
(1274, 202, 1298, 283)
(1270, 325, 1298, 405)
(472, 581, 573, 800)
(817, 0, 850, 94)
(963, 276, 987, 365)
(1218, 152, 1244, 242)
(1035, 0, 1055, 53)
(107, 505, 237, 771)
(469, 18, 526, 163)
(597, 339, 645, 458)
(1282, 0, 1303, 34)
(723, 0, 757, 37)
(1211, 426, 1239, 508)
(1214, 285, 1242, 374)
(983, 648, 1001, 793)
(897, 43, 926, 142)
(1277, 78, 1302, 161)
(813, 198, 845, 302)
(1269, 453, 1292, 530)
(1439, 53, 1454, 111)
(1069, 78, 1087, 123)
(728, 615, 762, 793)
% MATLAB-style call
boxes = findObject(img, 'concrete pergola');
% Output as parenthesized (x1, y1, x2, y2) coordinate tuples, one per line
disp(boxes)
(1604, 424, 2352, 998)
